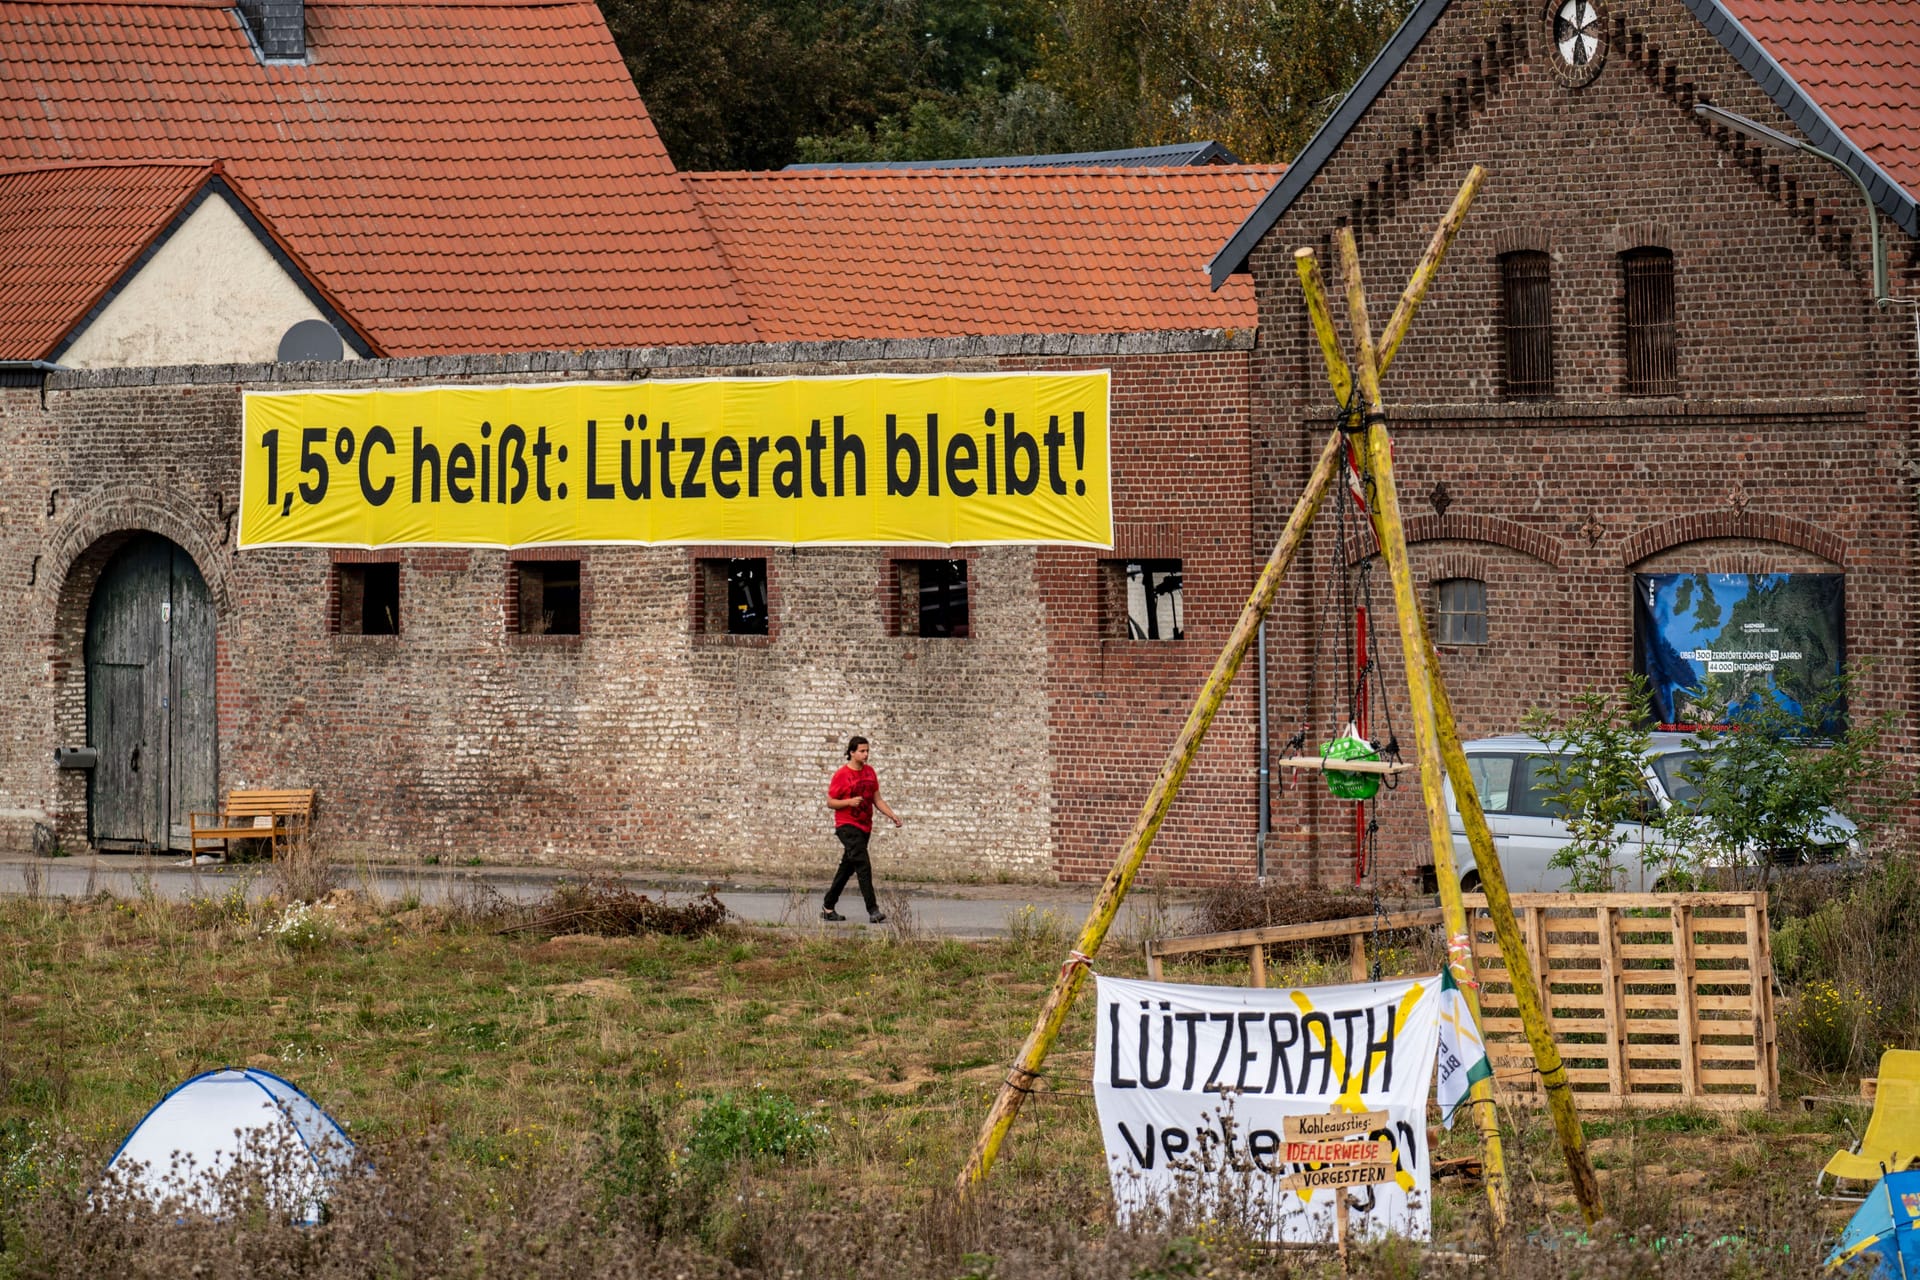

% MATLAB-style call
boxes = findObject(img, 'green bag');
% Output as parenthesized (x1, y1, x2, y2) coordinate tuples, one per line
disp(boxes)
(1320, 731, 1381, 800)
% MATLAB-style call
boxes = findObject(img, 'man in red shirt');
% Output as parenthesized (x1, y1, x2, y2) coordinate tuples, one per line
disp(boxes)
(822, 735, 902, 923)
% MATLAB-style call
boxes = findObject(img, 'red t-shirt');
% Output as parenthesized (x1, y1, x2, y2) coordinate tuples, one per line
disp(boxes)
(829, 763, 878, 832)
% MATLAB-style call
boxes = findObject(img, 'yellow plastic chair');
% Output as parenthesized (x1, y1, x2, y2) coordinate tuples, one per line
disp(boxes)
(1821, 1050, 1920, 1198)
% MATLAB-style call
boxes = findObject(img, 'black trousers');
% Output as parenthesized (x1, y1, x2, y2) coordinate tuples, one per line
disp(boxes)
(825, 826, 877, 914)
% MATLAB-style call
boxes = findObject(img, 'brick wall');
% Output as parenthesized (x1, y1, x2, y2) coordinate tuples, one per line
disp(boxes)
(1245, 0, 1920, 888)
(1030, 350, 1260, 886)
(0, 332, 1260, 884)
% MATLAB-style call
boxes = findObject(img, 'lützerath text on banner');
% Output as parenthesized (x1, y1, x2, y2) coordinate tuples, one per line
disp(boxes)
(239, 373, 1112, 549)
(1092, 974, 1444, 1244)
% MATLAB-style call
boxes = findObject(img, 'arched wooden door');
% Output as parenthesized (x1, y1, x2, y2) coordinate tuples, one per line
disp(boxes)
(85, 535, 217, 849)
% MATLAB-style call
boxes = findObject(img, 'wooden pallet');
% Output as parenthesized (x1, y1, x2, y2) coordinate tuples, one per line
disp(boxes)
(1461, 892, 1777, 1111)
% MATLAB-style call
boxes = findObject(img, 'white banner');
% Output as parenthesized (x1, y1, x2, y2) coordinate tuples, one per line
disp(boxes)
(1092, 973, 1442, 1243)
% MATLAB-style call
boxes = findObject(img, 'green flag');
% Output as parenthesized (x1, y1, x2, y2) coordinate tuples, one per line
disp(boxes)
(1436, 966, 1491, 1129)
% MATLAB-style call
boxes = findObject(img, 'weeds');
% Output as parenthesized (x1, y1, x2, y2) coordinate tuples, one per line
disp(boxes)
(1772, 848, 1920, 1079)
(0, 894, 1874, 1279)
(1002, 904, 1070, 954)
(683, 1089, 825, 1171)
(271, 823, 336, 903)
(264, 899, 337, 953)
(1196, 882, 1370, 934)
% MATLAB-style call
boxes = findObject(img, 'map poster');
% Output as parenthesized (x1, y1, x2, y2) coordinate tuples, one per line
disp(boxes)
(1632, 572, 1845, 730)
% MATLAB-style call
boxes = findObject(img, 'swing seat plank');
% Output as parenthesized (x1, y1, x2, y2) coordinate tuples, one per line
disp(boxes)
(1274, 755, 1413, 776)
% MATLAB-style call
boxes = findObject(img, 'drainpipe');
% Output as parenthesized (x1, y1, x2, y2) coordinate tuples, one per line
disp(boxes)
(1256, 618, 1270, 880)
(1692, 103, 1920, 582)
(1694, 103, 1896, 305)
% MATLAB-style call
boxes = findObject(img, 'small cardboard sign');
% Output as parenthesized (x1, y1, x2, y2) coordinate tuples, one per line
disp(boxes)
(1284, 1139, 1390, 1165)
(1282, 1109, 1389, 1142)
(1279, 1162, 1398, 1191)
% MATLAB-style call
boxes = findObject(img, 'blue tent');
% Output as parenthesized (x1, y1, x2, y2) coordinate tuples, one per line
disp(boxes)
(1829, 1169, 1920, 1275)
(104, 1067, 355, 1223)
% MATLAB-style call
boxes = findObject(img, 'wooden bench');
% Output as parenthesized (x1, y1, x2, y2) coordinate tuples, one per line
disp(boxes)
(189, 788, 315, 861)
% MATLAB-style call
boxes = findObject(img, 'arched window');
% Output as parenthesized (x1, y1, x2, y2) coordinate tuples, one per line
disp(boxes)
(1622, 247, 1677, 395)
(1500, 250, 1554, 398)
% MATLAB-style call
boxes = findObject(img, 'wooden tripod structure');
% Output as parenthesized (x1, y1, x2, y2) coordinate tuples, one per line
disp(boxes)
(954, 167, 1603, 1231)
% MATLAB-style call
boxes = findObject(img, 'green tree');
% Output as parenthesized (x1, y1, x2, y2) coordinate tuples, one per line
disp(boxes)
(1521, 677, 1671, 892)
(1037, 0, 1412, 164)
(604, 0, 1059, 170)
(1664, 673, 1898, 885)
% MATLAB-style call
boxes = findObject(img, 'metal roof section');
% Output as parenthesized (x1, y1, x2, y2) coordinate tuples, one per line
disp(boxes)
(1207, 0, 1452, 289)
(1208, 0, 1920, 287)
(787, 141, 1242, 171)
(1686, 0, 1919, 239)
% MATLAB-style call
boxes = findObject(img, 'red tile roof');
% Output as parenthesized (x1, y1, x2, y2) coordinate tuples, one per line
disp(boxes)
(1720, 0, 1920, 198)
(0, 1, 755, 355)
(0, 160, 214, 360)
(683, 167, 1283, 342)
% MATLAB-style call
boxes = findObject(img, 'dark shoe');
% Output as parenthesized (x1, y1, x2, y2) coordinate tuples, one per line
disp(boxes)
(868, 912, 888, 925)
(821, 908, 846, 922)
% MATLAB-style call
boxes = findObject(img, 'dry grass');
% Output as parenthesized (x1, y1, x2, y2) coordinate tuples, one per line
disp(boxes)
(0, 889, 1871, 1277)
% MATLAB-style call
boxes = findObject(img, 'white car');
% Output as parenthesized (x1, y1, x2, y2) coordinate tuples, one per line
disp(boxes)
(1434, 733, 1859, 894)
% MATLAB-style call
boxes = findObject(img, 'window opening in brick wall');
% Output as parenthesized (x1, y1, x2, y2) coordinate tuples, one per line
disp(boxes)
(1622, 247, 1677, 395)
(1125, 559, 1184, 640)
(1499, 250, 1554, 398)
(912, 559, 969, 637)
(513, 560, 580, 635)
(336, 562, 399, 635)
(699, 558, 768, 635)
(1434, 577, 1487, 645)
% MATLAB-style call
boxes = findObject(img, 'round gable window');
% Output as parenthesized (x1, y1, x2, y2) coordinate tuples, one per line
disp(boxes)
(1545, 0, 1607, 87)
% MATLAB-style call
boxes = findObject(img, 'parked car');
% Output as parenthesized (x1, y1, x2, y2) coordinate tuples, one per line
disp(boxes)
(1433, 732, 1860, 894)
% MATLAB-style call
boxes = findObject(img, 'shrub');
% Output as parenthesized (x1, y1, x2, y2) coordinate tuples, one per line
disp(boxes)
(1196, 882, 1369, 935)
(683, 1090, 824, 1174)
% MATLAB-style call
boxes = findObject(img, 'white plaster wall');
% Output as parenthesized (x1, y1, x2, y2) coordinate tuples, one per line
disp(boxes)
(61, 196, 352, 369)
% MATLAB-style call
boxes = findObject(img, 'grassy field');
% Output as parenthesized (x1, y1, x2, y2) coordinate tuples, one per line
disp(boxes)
(0, 879, 1878, 1278)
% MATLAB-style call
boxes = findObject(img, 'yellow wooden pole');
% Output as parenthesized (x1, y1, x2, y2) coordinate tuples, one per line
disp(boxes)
(955, 425, 1348, 1195)
(1332, 224, 1602, 1227)
(1420, 618, 1605, 1223)
(1304, 233, 1501, 1232)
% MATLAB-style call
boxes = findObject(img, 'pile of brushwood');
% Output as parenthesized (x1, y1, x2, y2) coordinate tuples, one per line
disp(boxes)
(488, 876, 729, 939)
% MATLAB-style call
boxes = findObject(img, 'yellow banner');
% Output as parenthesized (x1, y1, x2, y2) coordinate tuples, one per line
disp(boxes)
(239, 373, 1111, 549)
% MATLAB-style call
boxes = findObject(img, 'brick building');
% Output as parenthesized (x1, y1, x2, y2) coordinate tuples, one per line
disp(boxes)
(1214, 0, 1920, 889)
(0, 0, 1282, 881)
(4, 0, 1915, 888)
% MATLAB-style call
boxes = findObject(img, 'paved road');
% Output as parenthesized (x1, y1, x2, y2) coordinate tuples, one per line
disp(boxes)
(0, 852, 1194, 941)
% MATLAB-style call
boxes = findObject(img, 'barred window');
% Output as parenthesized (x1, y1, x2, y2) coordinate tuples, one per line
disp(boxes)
(1499, 251, 1554, 398)
(1434, 578, 1487, 645)
(1622, 248, 1677, 396)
